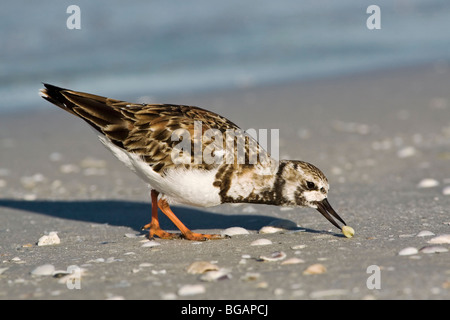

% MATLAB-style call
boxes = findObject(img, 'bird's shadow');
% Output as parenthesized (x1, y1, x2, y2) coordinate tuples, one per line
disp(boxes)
(0, 199, 324, 234)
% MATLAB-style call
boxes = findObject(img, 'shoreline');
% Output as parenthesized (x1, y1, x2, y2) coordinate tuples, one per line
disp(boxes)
(2, 59, 448, 117)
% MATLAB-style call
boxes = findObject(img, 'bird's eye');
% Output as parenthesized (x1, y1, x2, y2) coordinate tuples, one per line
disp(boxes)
(306, 181, 316, 190)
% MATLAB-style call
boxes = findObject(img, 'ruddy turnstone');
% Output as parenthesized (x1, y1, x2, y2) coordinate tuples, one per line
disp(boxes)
(40, 83, 348, 241)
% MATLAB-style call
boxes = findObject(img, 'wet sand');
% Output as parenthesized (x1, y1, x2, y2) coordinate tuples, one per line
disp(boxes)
(0, 63, 449, 300)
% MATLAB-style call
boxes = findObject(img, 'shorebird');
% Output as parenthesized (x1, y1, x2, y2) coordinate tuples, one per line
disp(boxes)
(40, 83, 348, 240)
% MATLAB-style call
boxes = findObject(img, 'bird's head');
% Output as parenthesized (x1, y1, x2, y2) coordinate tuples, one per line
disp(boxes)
(277, 160, 346, 230)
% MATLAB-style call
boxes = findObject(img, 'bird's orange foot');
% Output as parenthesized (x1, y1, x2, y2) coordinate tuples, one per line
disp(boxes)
(142, 223, 182, 240)
(181, 231, 227, 241)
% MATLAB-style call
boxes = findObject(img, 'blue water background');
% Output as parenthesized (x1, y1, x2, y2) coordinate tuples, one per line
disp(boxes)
(1, 0, 450, 113)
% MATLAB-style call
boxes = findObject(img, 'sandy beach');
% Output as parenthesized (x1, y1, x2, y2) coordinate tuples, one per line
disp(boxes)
(0, 62, 449, 300)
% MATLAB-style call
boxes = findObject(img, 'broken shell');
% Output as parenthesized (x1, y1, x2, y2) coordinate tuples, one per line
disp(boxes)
(290, 244, 307, 250)
(186, 261, 219, 274)
(427, 234, 450, 244)
(141, 240, 161, 248)
(250, 239, 272, 246)
(281, 257, 305, 265)
(199, 269, 231, 282)
(342, 226, 355, 238)
(37, 232, 60, 246)
(417, 178, 439, 188)
(398, 247, 419, 256)
(31, 264, 55, 276)
(419, 246, 449, 254)
(397, 146, 416, 158)
(222, 227, 250, 236)
(416, 230, 435, 237)
(258, 251, 286, 262)
(259, 226, 284, 234)
(177, 284, 206, 296)
(303, 263, 327, 275)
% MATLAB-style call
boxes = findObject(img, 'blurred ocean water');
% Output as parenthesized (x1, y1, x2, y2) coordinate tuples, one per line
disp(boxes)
(1, 0, 450, 113)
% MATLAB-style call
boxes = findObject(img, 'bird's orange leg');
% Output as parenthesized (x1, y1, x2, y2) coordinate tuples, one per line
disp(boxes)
(141, 190, 181, 240)
(157, 197, 224, 241)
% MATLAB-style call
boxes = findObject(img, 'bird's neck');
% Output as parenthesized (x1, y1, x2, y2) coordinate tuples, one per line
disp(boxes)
(220, 160, 291, 206)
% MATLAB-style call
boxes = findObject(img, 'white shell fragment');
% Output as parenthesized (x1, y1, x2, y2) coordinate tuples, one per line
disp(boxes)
(303, 263, 327, 275)
(177, 284, 206, 296)
(37, 232, 60, 246)
(397, 146, 416, 158)
(250, 239, 273, 246)
(291, 244, 307, 250)
(199, 269, 232, 282)
(259, 226, 284, 234)
(222, 227, 250, 236)
(310, 289, 349, 299)
(419, 246, 449, 254)
(417, 178, 439, 188)
(427, 234, 450, 244)
(416, 230, 435, 237)
(124, 233, 141, 238)
(186, 261, 219, 274)
(281, 257, 305, 265)
(141, 240, 161, 248)
(398, 247, 419, 256)
(258, 251, 286, 262)
(31, 264, 55, 276)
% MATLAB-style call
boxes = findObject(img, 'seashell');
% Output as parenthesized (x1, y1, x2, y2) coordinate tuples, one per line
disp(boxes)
(37, 232, 60, 246)
(151, 269, 167, 275)
(31, 264, 55, 276)
(419, 246, 448, 254)
(141, 240, 161, 247)
(303, 263, 327, 275)
(199, 269, 231, 282)
(427, 234, 450, 244)
(222, 227, 250, 236)
(281, 257, 305, 265)
(258, 251, 286, 262)
(398, 247, 419, 256)
(186, 261, 219, 274)
(397, 146, 416, 158)
(416, 230, 435, 237)
(250, 239, 272, 246)
(139, 263, 153, 268)
(290, 244, 307, 250)
(342, 226, 355, 238)
(310, 289, 348, 299)
(124, 233, 140, 238)
(177, 284, 206, 296)
(258, 226, 284, 234)
(417, 178, 439, 188)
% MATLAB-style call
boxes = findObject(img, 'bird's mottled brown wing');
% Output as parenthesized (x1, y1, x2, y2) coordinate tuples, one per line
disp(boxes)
(40, 84, 271, 174)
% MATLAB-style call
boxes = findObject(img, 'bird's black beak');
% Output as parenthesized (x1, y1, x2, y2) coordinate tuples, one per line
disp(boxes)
(315, 198, 346, 230)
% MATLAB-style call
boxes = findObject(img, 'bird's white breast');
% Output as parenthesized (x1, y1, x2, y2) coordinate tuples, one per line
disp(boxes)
(99, 135, 221, 207)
